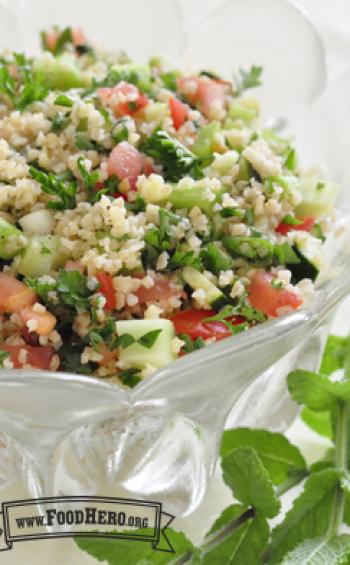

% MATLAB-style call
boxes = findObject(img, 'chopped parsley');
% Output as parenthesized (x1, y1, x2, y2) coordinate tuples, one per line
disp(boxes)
(76, 157, 101, 203)
(116, 329, 163, 350)
(141, 130, 202, 182)
(234, 65, 263, 96)
(51, 112, 70, 133)
(54, 94, 74, 107)
(118, 368, 142, 388)
(29, 166, 77, 210)
(0, 53, 48, 110)
(168, 247, 202, 271)
(201, 243, 232, 275)
(178, 333, 205, 354)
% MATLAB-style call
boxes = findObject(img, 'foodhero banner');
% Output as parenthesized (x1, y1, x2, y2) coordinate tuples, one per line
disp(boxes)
(0, 496, 175, 552)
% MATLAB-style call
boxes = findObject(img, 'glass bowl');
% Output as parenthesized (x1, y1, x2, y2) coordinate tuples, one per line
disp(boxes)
(0, 0, 348, 518)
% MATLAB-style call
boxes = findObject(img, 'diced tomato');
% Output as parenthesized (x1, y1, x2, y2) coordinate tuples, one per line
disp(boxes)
(169, 96, 188, 130)
(170, 308, 245, 341)
(20, 305, 57, 337)
(107, 142, 143, 189)
(65, 260, 84, 274)
(44, 27, 87, 52)
(0, 273, 36, 313)
(135, 276, 185, 304)
(247, 271, 302, 318)
(276, 216, 315, 236)
(97, 272, 116, 311)
(71, 28, 87, 46)
(177, 76, 227, 118)
(1, 345, 55, 370)
(98, 82, 148, 117)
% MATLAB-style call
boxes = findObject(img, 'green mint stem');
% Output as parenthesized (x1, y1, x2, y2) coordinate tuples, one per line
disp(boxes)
(200, 508, 255, 553)
(275, 471, 309, 497)
(328, 400, 348, 536)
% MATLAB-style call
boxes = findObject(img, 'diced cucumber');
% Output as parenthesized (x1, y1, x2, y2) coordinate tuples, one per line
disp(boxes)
(33, 53, 90, 91)
(143, 102, 168, 122)
(192, 122, 220, 161)
(296, 173, 338, 218)
(236, 156, 252, 181)
(168, 185, 216, 214)
(287, 241, 320, 282)
(116, 319, 176, 370)
(111, 63, 152, 93)
(182, 266, 226, 308)
(18, 235, 66, 277)
(228, 98, 259, 123)
(223, 236, 275, 262)
(267, 175, 300, 193)
(201, 243, 233, 275)
(211, 150, 239, 175)
(0, 217, 23, 259)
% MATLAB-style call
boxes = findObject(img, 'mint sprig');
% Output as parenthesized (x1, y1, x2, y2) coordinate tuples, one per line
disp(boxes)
(76, 333, 350, 564)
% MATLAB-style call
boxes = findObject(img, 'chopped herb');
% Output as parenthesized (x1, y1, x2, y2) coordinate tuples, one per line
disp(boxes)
(76, 157, 101, 203)
(54, 94, 74, 107)
(75, 134, 96, 151)
(201, 243, 232, 275)
(200, 70, 222, 81)
(280, 214, 302, 226)
(51, 112, 70, 133)
(125, 195, 145, 214)
(40, 245, 51, 255)
(311, 222, 326, 242)
(234, 65, 263, 96)
(0, 350, 10, 368)
(140, 129, 201, 182)
(169, 247, 202, 271)
(59, 339, 95, 375)
(203, 307, 249, 335)
(56, 269, 93, 309)
(118, 368, 142, 388)
(77, 117, 88, 132)
(219, 207, 246, 219)
(46, 27, 73, 56)
(29, 166, 77, 210)
(178, 333, 205, 354)
(223, 236, 275, 262)
(138, 329, 162, 349)
(116, 333, 136, 349)
(0, 53, 48, 110)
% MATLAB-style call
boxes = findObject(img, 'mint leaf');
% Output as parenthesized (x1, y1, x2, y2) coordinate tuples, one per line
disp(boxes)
(320, 335, 347, 376)
(76, 527, 194, 564)
(222, 446, 280, 518)
(301, 407, 333, 438)
(288, 370, 350, 410)
(279, 535, 350, 565)
(138, 329, 162, 349)
(267, 469, 339, 563)
(221, 428, 306, 485)
(201, 505, 269, 565)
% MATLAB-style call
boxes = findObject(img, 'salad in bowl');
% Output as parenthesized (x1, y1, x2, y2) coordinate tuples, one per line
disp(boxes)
(0, 26, 338, 385)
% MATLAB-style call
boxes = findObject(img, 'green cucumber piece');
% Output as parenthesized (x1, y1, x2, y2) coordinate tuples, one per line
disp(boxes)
(18, 235, 65, 277)
(223, 236, 274, 262)
(192, 122, 220, 161)
(168, 185, 226, 215)
(287, 243, 319, 282)
(296, 174, 338, 218)
(0, 217, 23, 259)
(111, 63, 152, 93)
(182, 266, 226, 308)
(33, 54, 90, 90)
(116, 319, 176, 370)
(228, 99, 259, 123)
(201, 243, 233, 275)
(236, 156, 252, 181)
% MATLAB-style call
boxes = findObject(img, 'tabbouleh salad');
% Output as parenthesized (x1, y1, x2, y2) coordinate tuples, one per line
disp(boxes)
(0, 27, 338, 386)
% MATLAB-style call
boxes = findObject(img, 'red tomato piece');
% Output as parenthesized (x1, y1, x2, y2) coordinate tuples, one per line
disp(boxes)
(71, 28, 87, 46)
(169, 96, 188, 130)
(276, 216, 315, 236)
(1, 345, 55, 370)
(135, 277, 184, 304)
(65, 260, 84, 274)
(107, 142, 143, 188)
(170, 308, 245, 341)
(177, 76, 227, 118)
(20, 306, 57, 337)
(97, 272, 116, 311)
(0, 273, 36, 313)
(247, 271, 302, 318)
(98, 82, 148, 117)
